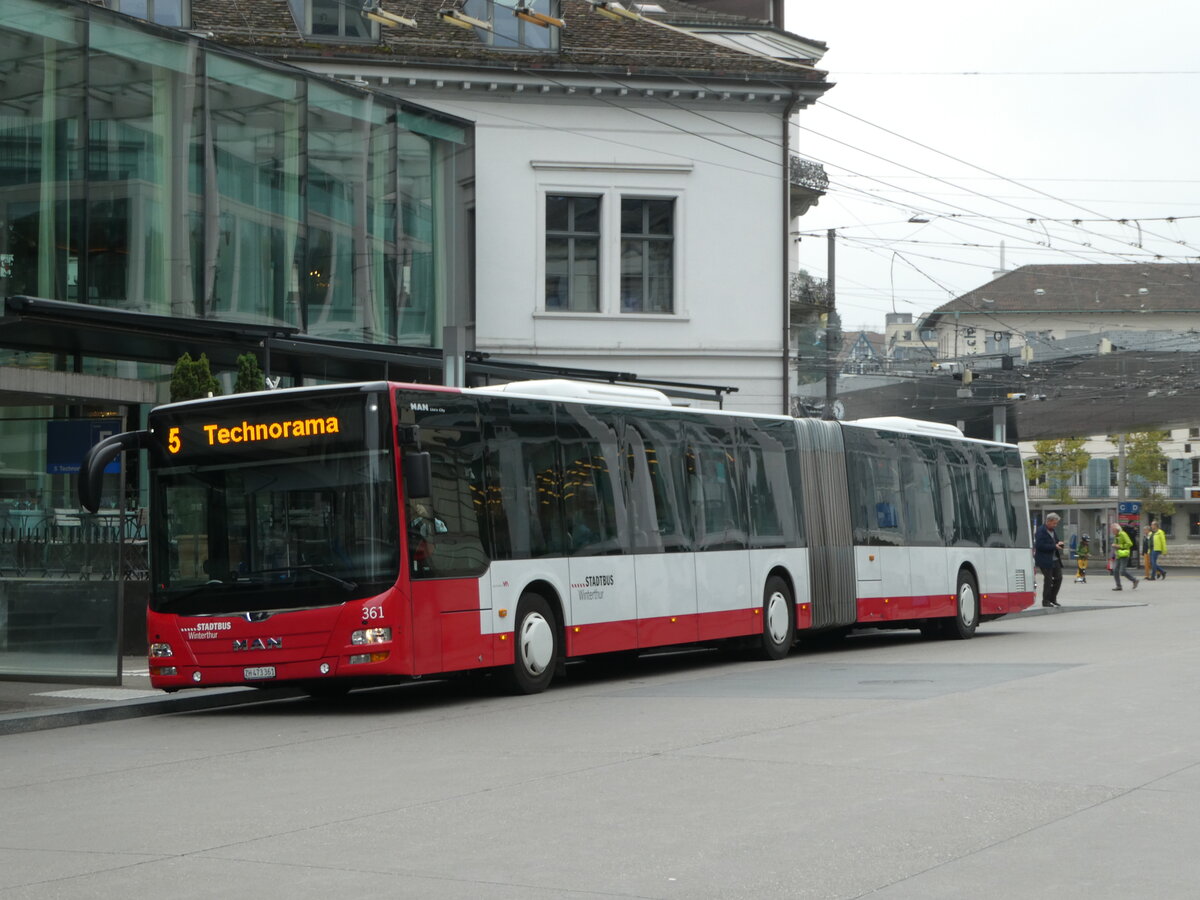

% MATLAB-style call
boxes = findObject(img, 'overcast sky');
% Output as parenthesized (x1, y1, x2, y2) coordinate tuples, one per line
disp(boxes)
(782, 0, 1200, 332)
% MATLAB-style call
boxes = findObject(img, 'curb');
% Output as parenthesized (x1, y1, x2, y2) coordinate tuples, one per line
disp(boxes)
(0, 686, 303, 736)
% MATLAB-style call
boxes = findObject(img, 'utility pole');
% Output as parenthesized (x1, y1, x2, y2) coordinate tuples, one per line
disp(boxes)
(1116, 433, 1127, 503)
(823, 228, 837, 419)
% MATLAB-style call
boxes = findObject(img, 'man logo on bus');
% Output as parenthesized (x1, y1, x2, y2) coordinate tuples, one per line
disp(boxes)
(233, 637, 283, 651)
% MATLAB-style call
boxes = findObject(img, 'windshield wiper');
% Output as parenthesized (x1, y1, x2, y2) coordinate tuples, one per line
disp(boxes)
(237, 566, 358, 591)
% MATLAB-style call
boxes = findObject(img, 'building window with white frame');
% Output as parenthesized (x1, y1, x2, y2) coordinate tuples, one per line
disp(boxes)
(620, 197, 674, 314)
(545, 195, 600, 312)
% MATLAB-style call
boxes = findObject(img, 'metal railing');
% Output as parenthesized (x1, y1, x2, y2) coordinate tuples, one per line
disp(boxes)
(0, 512, 148, 580)
(789, 155, 829, 193)
(1027, 484, 1197, 501)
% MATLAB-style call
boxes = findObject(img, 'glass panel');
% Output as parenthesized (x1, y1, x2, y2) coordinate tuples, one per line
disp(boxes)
(205, 52, 302, 326)
(623, 412, 690, 552)
(152, 0, 185, 27)
(311, 0, 340, 35)
(89, 22, 198, 315)
(646, 199, 673, 234)
(305, 86, 383, 339)
(0, 14, 85, 306)
(0, 579, 120, 680)
(482, 400, 563, 559)
(569, 238, 598, 311)
(397, 132, 436, 344)
(573, 195, 599, 232)
(546, 195, 568, 232)
(558, 405, 625, 555)
(621, 198, 642, 234)
(741, 419, 800, 548)
(646, 240, 673, 313)
(685, 420, 746, 551)
(900, 436, 941, 547)
(0, 407, 122, 683)
(545, 237, 569, 310)
(620, 240, 643, 312)
(395, 395, 488, 580)
(492, 0, 521, 48)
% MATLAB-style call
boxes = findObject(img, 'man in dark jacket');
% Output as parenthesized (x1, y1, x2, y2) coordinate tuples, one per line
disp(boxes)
(1033, 512, 1065, 608)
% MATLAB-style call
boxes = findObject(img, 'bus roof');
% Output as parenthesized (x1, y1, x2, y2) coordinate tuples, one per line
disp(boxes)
(468, 379, 675, 408)
(846, 417, 966, 439)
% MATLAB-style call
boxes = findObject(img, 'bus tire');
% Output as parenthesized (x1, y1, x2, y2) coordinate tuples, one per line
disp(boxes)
(758, 576, 795, 660)
(947, 570, 979, 640)
(504, 593, 559, 694)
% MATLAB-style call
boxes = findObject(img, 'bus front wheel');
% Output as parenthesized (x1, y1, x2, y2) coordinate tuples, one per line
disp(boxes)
(946, 571, 979, 640)
(504, 593, 559, 694)
(757, 576, 795, 660)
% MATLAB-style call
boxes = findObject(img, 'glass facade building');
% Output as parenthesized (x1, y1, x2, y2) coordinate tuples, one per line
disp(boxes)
(0, 0, 468, 680)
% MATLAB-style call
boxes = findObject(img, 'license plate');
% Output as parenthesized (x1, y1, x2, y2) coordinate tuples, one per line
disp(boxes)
(243, 666, 276, 680)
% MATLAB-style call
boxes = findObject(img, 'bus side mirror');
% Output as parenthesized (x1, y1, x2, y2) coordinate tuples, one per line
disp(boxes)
(404, 451, 432, 499)
(78, 429, 153, 513)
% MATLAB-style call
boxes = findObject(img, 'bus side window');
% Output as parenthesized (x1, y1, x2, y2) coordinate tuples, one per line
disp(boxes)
(558, 404, 625, 556)
(684, 420, 747, 551)
(622, 414, 689, 552)
(482, 399, 563, 560)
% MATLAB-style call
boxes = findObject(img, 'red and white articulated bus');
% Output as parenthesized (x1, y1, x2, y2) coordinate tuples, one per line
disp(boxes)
(80, 379, 1035, 695)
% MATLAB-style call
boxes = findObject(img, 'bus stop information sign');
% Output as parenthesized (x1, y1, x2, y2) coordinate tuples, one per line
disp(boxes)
(1118, 501, 1141, 524)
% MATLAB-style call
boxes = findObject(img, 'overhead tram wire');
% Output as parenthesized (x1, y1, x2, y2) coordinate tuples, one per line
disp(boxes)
(796, 159, 1169, 276)
(813, 100, 1200, 258)
(794, 128, 1200, 271)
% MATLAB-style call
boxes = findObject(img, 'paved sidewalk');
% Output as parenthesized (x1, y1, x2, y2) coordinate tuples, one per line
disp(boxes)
(0, 660, 300, 735)
(2, 567, 1186, 735)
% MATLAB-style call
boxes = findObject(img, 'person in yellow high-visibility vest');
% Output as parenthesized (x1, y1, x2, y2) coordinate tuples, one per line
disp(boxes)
(1110, 523, 1139, 591)
(1149, 521, 1168, 580)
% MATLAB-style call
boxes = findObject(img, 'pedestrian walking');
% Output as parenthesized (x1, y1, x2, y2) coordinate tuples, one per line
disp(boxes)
(1149, 521, 1168, 580)
(1034, 512, 1065, 607)
(1110, 522, 1139, 591)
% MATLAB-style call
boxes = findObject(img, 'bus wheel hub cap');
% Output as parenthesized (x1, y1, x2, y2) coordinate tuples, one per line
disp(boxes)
(520, 613, 554, 674)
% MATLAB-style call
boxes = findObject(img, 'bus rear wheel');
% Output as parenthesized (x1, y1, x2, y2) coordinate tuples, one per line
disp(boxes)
(503, 593, 559, 694)
(946, 570, 979, 640)
(757, 576, 795, 660)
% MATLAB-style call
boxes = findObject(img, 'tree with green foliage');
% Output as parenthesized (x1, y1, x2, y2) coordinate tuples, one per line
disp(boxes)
(169, 353, 221, 403)
(233, 353, 266, 394)
(1026, 437, 1089, 503)
(1112, 430, 1175, 518)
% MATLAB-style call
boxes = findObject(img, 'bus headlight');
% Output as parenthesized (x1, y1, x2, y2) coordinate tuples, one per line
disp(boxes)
(149, 642, 173, 658)
(351, 627, 391, 645)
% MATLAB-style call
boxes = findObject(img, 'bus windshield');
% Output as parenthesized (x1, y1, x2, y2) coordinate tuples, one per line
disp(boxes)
(151, 449, 398, 616)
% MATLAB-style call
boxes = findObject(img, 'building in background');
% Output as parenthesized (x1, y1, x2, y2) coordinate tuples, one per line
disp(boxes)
(187, 0, 832, 412)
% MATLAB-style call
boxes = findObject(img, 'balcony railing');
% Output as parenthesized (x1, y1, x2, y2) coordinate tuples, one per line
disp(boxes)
(1027, 484, 1198, 502)
(790, 155, 829, 193)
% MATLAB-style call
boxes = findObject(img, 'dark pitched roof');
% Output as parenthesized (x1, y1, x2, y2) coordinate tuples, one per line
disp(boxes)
(926, 263, 1200, 321)
(189, 0, 829, 83)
